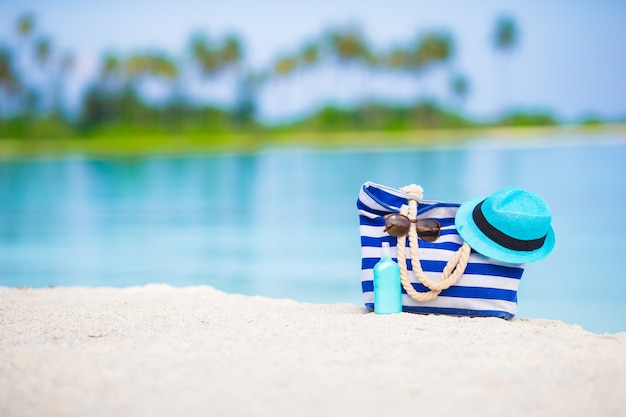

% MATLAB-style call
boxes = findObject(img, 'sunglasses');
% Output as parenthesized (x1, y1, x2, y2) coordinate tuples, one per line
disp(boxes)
(383, 213, 442, 242)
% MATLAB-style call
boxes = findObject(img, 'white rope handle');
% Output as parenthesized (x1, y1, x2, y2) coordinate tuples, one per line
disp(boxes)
(396, 185, 472, 302)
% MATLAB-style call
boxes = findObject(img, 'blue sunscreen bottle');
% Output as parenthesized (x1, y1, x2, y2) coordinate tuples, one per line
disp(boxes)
(373, 242, 402, 314)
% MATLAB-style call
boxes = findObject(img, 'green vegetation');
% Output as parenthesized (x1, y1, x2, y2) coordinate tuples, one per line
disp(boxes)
(0, 11, 621, 157)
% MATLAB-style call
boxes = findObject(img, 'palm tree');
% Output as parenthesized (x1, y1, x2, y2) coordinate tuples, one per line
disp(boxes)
(379, 46, 409, 104)
(16, 14, 35, 40)
(187, 32, 246, 127)
(151, 54, 180, 127)
(220, 34, 246, 124)
(493, 16, 519, 53)
(80, 52, 125, 128)
(326, 27, 373, 106)
(409, 32, 454, 98)
(297, 41, 322, 115)
(328, 27, 372, 63)
(400, 32, 454, 127)
(492, 15, 519, 113)
(233, 70, 258, 126)
(271, 53, 299, 116)
(152, 55, 179, 105)
(96, 52, 123, 122)
(384, 48, 407, 70)
(33, 36, 53, 114)
(220, 35, 242, 69)
(14, 13, 35, 115)
(273, 54, 299, 77)
(189, 33, 218, 76)
(449, 73, 470, 110)
(187, 33, 218, 126)
(382, 32, 453, 112)
(0, 47, 21, 98)
(53, 51, 74, 118)
(0, 47, 22, 134)
(188, 33, 241, 99)
(34, 37, 51, 66)
(123, 52, 179, 126)
(100, 53, 123, 89)
(300, 42, 320, 68)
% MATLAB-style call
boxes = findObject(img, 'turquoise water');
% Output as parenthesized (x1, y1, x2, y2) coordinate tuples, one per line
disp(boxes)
(1, 135, 625, 334)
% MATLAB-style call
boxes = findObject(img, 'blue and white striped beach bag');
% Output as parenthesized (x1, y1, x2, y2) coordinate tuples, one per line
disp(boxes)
(357, 182, 525, 319)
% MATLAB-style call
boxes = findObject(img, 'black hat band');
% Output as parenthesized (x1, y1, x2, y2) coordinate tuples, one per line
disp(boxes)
(472, 200, 547, 252)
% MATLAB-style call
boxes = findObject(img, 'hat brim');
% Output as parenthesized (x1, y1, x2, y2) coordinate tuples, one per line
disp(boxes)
(454, 196, 555, 264)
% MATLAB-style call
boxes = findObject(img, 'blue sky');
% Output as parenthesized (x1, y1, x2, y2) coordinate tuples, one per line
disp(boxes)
(1, 0, 625, 122)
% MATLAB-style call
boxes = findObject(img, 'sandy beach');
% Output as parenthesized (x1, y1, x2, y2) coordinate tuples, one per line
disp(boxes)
(1, 284, 625, 417)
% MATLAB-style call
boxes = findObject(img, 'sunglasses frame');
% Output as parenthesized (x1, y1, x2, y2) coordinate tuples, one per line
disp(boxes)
(383, 213, 442, 242)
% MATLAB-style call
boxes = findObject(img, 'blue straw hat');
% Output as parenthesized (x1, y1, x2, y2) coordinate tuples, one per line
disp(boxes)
(454, 187, 555, 264)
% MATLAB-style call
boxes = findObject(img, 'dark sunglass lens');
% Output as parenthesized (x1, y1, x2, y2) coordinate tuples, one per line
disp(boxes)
(384, 214, 411, 237)
(416, 219, 442, 242)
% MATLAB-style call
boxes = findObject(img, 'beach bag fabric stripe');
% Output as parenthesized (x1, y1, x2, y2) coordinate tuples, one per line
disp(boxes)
(357, 182, 525, 319)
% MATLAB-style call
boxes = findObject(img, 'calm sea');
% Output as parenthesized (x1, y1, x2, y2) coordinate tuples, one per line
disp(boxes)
(1, 134, 625, 334)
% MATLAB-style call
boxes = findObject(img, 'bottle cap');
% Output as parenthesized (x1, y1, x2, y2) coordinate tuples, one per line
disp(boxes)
(381, 242, 391, 259)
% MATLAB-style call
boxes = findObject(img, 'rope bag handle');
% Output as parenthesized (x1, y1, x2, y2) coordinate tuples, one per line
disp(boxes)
(396, 184, 472, 302)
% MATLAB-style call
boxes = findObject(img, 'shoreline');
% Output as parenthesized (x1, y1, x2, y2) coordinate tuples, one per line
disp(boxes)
(1, 123, 625, 160)
(1, 284, 625, 417)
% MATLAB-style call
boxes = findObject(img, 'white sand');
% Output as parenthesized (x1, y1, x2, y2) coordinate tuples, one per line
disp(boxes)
(1, 285, 625, 417)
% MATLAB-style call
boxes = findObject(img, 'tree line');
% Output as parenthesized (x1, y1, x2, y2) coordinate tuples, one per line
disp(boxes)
(0, 12, 574, 139)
